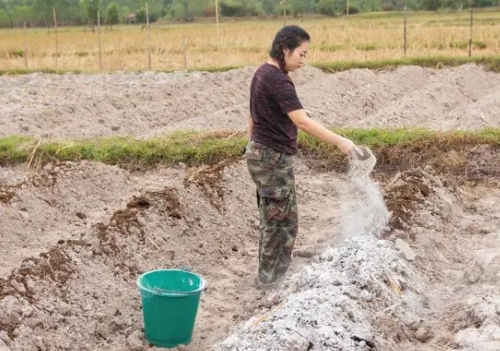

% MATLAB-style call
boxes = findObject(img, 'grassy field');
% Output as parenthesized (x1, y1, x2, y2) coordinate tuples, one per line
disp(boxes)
(0, 9, 500, 72)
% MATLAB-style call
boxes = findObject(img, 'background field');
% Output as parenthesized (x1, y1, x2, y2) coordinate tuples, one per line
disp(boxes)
(1, 9, 500, 71)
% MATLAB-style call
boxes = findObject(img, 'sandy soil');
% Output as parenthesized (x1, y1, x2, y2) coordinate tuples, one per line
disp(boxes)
(1, 64, 500, 139)
(1, 64, 500, 351)
(0, 158, 368, 351)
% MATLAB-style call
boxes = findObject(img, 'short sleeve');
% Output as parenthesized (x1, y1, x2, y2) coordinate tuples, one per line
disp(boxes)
(273, 79, 303, 114)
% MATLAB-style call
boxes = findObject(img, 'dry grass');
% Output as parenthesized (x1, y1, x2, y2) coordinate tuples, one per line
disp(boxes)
(0, 9, 499, 71)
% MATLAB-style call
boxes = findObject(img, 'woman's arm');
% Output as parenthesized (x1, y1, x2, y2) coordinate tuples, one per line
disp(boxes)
(288, 109, 355, 155)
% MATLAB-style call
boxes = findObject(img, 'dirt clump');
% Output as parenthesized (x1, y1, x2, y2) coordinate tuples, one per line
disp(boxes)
(143, 188, 184, 220)
(109, 188, 184, 235)
(93, 222, 121, 256)
(466, 144, 500, 179)
(184, 158, 238, 211)
(0, 186, 15, 204)
(1, 244, 78, 302)
(383, 169, 434, 233)
(31, 167, 59, 187)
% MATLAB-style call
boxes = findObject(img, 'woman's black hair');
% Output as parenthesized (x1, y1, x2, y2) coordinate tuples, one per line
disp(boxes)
(270, 25, 310, 74)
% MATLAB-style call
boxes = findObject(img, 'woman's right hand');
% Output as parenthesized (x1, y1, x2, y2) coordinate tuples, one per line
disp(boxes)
(337, 136, 356, 155)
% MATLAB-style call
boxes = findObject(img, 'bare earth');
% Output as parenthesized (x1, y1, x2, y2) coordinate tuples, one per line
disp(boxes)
(1, 65, 500, 351)
(1, 64, 500, 139)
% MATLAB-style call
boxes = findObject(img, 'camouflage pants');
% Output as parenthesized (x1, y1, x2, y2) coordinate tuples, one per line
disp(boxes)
(245, 140, 298, 285)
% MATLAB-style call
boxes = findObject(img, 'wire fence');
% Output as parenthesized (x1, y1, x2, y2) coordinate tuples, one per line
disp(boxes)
(2, 5, 496, 72)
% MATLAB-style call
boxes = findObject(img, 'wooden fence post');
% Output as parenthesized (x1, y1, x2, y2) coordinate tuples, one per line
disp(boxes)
(23, 23, 28, 69)
(468, 5, 474, 57)
(404, 6, 407, 56)
(183, 37, 187, 71)
(215, 0, 220, 40)
(146, 2, 151, 70)
(280, 0, 287, 26)
(53, 8, 58, 70)
(98, 10, 103, 70)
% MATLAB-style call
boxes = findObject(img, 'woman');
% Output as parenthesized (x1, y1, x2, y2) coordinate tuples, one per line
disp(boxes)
(245, 25, 357, 288)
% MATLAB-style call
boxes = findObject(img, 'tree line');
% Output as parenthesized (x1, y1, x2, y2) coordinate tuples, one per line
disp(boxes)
(0, 0, 498, 28)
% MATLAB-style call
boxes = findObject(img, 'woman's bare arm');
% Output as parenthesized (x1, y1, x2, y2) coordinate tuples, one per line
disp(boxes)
(288, 109, 355, 155)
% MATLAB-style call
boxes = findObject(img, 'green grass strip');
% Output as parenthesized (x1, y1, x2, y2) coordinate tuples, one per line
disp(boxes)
(0, 132, 247, 167)
(313, 55, 500, 72)
(0, 68, 84, 76)
(1, 129, 500, 167)
(297, 128, 500, 161)
(301, 127, 500, 146)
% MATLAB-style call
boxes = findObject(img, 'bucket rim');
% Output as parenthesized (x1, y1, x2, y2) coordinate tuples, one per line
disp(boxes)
(137, 269, 207, 297)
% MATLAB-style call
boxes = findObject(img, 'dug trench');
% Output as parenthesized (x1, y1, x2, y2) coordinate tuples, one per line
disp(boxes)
(0, 142, 500, 351)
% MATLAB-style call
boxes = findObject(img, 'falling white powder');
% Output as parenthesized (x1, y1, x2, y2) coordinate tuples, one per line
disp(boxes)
(215, 148, 404, 351)
(340, 146, 388, 242)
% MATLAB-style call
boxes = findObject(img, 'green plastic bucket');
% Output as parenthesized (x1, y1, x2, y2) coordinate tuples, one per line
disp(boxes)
(137, 269, 207, 348)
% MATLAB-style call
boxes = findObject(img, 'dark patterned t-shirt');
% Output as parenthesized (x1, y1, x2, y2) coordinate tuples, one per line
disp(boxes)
(250, 63, 303, 155)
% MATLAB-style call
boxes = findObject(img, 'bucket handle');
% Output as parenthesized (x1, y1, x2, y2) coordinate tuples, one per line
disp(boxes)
(179, 266, 208, 293)
(181, 267, 209, 293)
